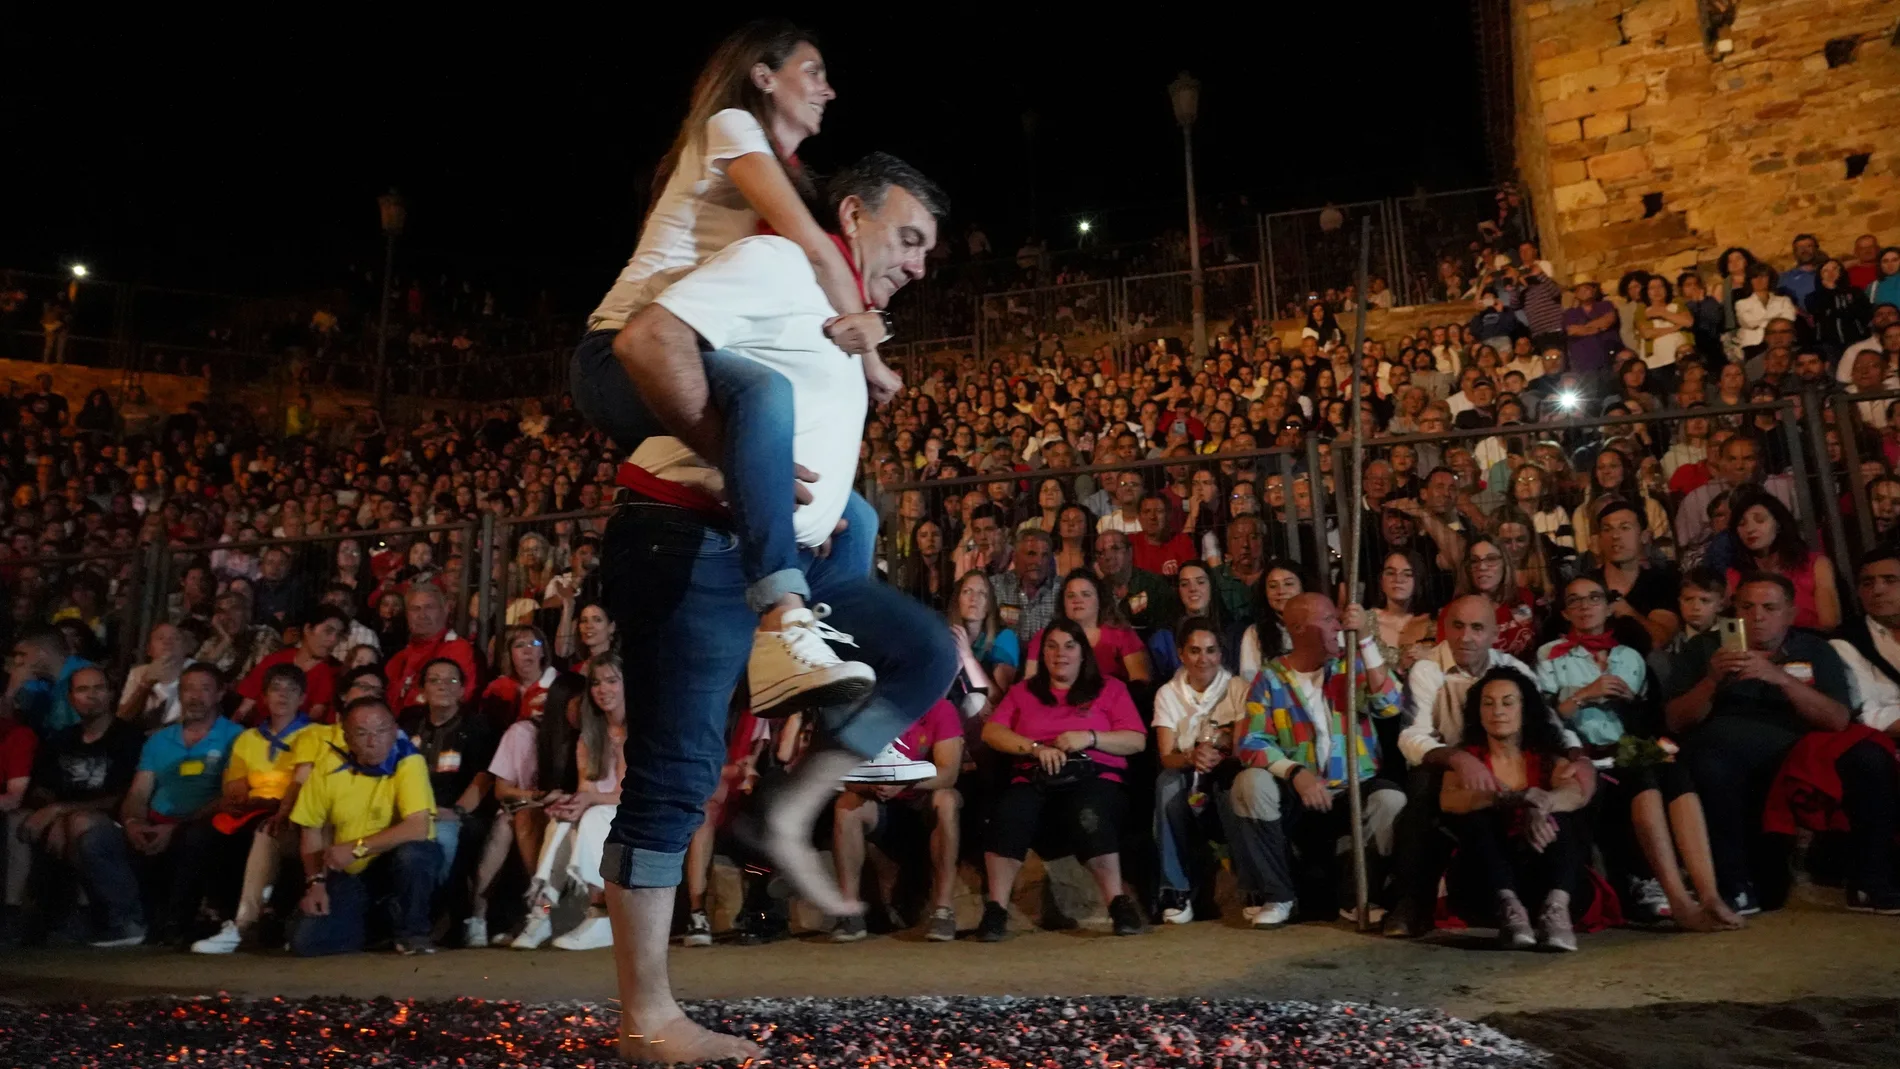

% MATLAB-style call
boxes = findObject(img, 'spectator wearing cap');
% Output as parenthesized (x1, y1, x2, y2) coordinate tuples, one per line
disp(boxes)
(1451, 377, 1499, 430)
(289, 696, 439, 956)
(383, 585, 478, 713)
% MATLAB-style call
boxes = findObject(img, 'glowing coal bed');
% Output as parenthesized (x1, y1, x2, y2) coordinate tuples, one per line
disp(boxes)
(0, 994, 1548, 1067)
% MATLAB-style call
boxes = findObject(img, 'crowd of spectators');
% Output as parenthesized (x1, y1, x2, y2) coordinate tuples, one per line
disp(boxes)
(1, 220, 1899, 956)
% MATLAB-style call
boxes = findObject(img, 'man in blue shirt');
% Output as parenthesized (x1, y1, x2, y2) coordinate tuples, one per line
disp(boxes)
(1778, 234, 1822, 309)
(77, 664, 242, 947)
(5, 630, 94, 737)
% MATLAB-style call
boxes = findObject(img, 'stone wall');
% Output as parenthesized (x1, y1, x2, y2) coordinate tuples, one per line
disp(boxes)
(0, 359, 208, 414)
(1514, 0, 1899, 282)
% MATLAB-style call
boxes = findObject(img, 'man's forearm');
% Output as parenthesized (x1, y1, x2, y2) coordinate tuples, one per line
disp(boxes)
(1666, 676, 1717, 733)
(1783, 681, 1851, 732)
(613, 309, 724, 464)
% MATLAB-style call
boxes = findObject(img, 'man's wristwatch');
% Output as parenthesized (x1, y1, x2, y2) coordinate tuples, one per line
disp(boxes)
(873, 309, 894, 344)
(351, 839, 370, 861)
(452, 804, 469, 819)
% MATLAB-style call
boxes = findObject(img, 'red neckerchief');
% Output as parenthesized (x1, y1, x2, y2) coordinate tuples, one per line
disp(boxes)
(754, 219, 870, 308)
(1547, 629, 1618, 660)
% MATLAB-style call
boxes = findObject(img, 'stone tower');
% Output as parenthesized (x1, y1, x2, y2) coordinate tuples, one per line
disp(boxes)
(1512, 0, 1899, 282)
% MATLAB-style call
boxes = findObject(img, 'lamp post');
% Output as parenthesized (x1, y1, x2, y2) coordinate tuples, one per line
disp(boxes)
(375, 189, 406, 415)
(1169, 72, 1207, 361)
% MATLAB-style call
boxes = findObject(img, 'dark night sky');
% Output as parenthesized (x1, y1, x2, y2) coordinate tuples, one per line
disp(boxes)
(9, 8, 1488, 312)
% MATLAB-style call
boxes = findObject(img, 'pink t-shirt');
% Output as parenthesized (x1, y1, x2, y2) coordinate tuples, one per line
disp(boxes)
(1030, 625, 1145, 682)
(895, 699, 961, 763)
(487, 720, 540, 788)
(990, 677, 1143, 783)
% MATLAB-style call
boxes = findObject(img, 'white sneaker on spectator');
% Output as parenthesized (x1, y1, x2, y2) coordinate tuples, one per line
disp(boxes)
(1250, 901, 1295, 929)
(88, 924, 146, 948)
(682, 910, 713, 948)
(1161, 898, 1194, 925)
(511, 902, 553, 949)
(462, 915, 489, 949)
(552, 908, 615, 951)
(841, 743, 937, 784)
(190, 920, 242, 955)
(748, 607, 875, 715)
(1631, 878, 1672, 922)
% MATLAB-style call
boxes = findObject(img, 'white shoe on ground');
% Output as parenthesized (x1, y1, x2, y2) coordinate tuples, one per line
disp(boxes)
(682, 910, 713, 947)
(1251, 901, 1296, 928)
(1162, 901, 1194, 925)
(748, 606, 875, 715)
(552, 908, 615, 950)
(190, 920, 242, 955)
(461, 915, 489, 949)
(511, 902, 553, 949)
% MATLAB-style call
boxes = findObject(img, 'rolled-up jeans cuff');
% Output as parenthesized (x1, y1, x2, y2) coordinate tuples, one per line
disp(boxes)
(599, 842, 685, 889)
(747, 569, 811, 615)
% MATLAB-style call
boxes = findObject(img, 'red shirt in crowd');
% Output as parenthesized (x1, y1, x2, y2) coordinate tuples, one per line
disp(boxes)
(893, 699, 961, 764)
(1030, 625, 1147, 682)
(385, 629, 479, 711)
(236, 649, 338, 723)
(0, 717, 37, 789)
(481, 666, 558, 723)
(1131, 531, 1196, 577)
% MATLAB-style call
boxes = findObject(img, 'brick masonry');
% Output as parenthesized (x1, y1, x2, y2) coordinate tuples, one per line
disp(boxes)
(1514, 0, 1900, 281)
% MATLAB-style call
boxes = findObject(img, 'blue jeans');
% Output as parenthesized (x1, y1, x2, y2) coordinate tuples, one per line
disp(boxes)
(573, 330, 872, 611)
(289, 840, 441, 956)
(73, 822, 144, 935)
(597, 503, 958, 889)
(1154, 767, 1205, 894)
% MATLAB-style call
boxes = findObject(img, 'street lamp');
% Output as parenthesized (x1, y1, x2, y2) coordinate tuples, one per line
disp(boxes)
(375, 189, 406, 415)
(69, 263, 89, 279)
(1168, 71, 1207, 360)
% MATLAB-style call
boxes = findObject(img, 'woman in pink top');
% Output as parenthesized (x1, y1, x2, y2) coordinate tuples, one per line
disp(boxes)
(978, 620, 1148, 941)
(1724, 486, 1839, 631)
(1026, 570, 1153, 686)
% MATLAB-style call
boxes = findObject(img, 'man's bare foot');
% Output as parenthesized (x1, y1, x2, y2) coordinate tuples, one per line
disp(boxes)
(744, 748, 866, 918)
(1672, 903, 1722, 932)
(619, 1013, 762, 1065)
(1706, 898, 1746, 930)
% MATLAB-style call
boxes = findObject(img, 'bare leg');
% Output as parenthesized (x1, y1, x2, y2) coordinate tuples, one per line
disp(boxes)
(684, 822, 716, 914)
(233, 827, 280, 930)
(928, 790, 962, 910)
(1629, 789, 1717, 931)
(513, 808, 547, 875)
(1083, 853, 1126, 905)
(1668, 793, 1744, 930)
(605, 882, 762, 1065)
(984, 855, 1023, 906)
(756, 748, 865, 917)
(831, 791, 877, 905)
(471, 814, 516, 924)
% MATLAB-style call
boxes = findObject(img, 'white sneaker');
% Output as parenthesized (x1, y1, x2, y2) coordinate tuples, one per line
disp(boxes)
(1633, 878, 1673, 919)
(462, 915, 490, 949)
(511, 902, 553, 949)
(682, 910, 713, 947)
(748, 606, 876, 715)
(1251, 901, 1296, 928)
(88, 924, 147, 948)
(1162, 901, 1194, 925)
(841, 743, 937, 784)
(190, 920, 242, 955)
(552, 908, 615, 951)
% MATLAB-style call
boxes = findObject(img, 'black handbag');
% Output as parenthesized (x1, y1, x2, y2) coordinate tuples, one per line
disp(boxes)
(1024, 750, 1101, 788)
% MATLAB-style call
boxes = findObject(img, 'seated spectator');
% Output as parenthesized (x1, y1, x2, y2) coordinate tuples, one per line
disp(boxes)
(1648, 567, 1729, 699)
(891, 519, 953, 611)
(1094, 529, 1176, 639)
(830, 697, 964, 942)
(1534, 577, 1645, 756)
(194, 591, 281, 683)
(480, 625, 558, 730)
(1049, 504, 1094, 578)
(189, 663, 319, 954)
(116, 623, 195, 728)
(1439, 668, 1597, 951)
(1370, 552, 1436, 679)
(477, 670, 587, 948)
(510, 654, 626, 951)
(1151, 617, 1247, 924)
(1238, 560, 1306, 673)
(1588, 501, 1682, 655)
(560, 601, 617, 674)
(1130, 494, 1195, 578)
(977, 619, 1148, 940)
(1147, 561, 1238, 678)
(1665, 574, 1897, 914)
(990, 529, 1058, 648)
(1440, 536, 1541, 661)
(0, 691, 37, 928)
(1835, 550, 1900, 735)
(383, 585, 478, 712)
(95, 664, 244, 946)
(7, 629, 92, 736)
(10, 666, 140, 943)
(235, 606, 348, 724)
(289, 696, 440, 956)
(398, 658, 498, 937)
(1228, 594, 1404, 928)
(1025, 570, 1152, 688)
(946, 571, 1020, 720)
(319, 585, 381, 668)
(1212, 514, 1268, 622)
(1723, 486, 1841, 632)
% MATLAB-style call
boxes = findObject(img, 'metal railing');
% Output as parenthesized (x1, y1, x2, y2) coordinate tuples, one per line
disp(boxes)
(978, 280, 1120, 355)
(1260, 200, 1398, 321)
(1120, 263, 1262, 337)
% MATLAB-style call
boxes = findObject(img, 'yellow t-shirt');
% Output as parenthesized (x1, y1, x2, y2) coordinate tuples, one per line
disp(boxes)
(290, 745, 436, 874)
(291, 723, 347, 767)
(225, 720, 317, 802)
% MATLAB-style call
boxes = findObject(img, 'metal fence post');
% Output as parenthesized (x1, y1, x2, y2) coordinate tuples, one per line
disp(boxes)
(1304, 436, 1331, 587)
(1801, 390, 1852, 577)
(1778, 399, 1815, 532)
(1278, 452, 1302, 568)
(131, 539, 166, 676)
(457, 519, 479, 651)
(477, 512, 497, 656)
(1263, 214, 1278, 320)
(1832, 393, 1878, 554)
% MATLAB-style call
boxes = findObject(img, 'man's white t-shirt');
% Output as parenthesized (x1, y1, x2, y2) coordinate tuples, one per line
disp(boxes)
(635, 236, 867, 548)
(590, 109, 775, 331)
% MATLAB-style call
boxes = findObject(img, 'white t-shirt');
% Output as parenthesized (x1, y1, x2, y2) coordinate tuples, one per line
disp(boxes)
(636, 236, 867, 547)
(1151, 669, 1247, 752)
(589, 109, 776, 331)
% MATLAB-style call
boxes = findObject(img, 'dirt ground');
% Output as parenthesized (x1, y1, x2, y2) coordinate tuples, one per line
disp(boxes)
(2, 884, 1895, 1068)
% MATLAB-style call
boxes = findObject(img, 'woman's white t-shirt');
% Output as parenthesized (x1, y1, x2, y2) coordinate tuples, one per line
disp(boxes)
(589, 109, 775, 331)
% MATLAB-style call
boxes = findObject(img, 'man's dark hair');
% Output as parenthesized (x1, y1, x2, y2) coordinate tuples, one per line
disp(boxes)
(968, 502, 1005, 527)
(1680, 565, 1726, 595)
(1593, 497, 1645, 531)
(343, 695, 393, 721)
(305, 605, 352, 632)
(1735, 570, 1796, 604)
(339, 664, 385, 695)
(1857, 548, 1900, 577)
(262, 662, 308, 695)
(826, 152, 949, 223)
(180, 661, 226, 689)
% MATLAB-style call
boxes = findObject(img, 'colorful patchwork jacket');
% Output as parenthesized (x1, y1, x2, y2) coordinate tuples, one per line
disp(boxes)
(1238, 655, 1403, 786)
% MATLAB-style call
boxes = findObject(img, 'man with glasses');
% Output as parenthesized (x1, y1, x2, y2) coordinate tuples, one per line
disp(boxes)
(398, 659, 496, 926)
(289, 697, 440, 956)
(1096, 471, 1146, 535)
